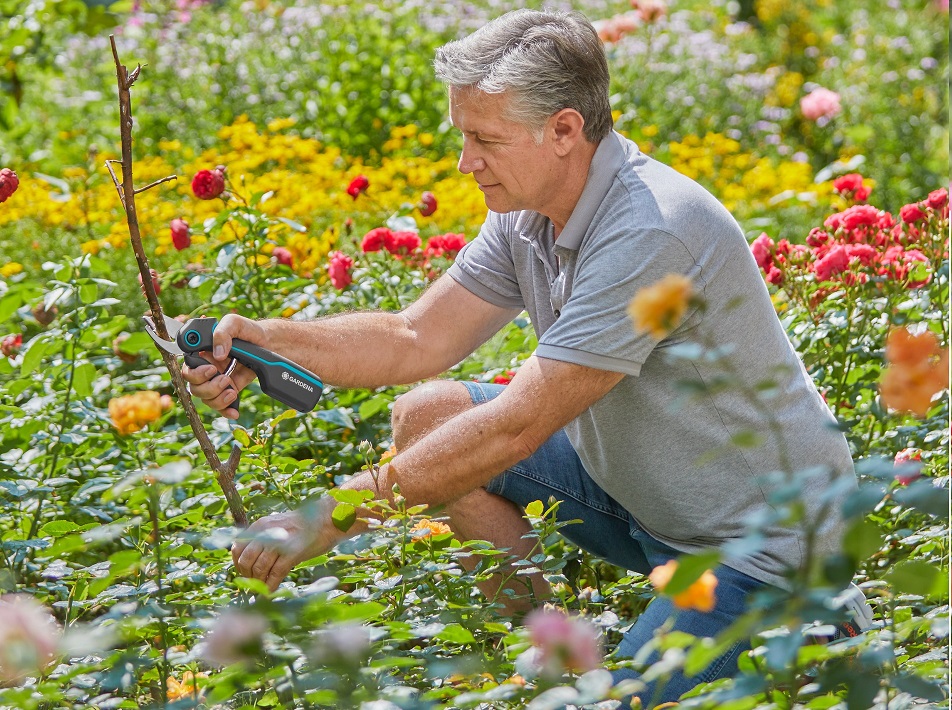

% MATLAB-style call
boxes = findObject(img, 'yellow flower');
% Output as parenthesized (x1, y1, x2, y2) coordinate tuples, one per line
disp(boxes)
(0, 262, 23, 277)
(648, 560, 718, 612)
(628, 274, 694, 339)
(410, 519, 452, 539)
(166, 671, 205, 701)
(108, 391, 165, 435)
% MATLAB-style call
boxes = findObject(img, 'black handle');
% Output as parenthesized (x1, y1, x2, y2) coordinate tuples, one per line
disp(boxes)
(177, 318, 323, 412)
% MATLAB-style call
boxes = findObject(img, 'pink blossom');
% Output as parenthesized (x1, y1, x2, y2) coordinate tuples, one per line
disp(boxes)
(800, 88, 842, 122)
(926, 188, 948, 210)
(750, 232, 774, 271)
(900, 203, 926, 224)
(272, 247, 293, 268)
(327, 251, 354, 290)
(0, 595, 60, 685)
(525, 609, 602, 678)
(198, 609, 268, 666)
(633, 0, 667, 23)
(894, 448, 923, 485)
(813, 245, 850, 282)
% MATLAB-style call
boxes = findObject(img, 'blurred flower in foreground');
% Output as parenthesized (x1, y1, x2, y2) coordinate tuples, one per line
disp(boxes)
(0, 168, 19, 203)
(492, 369, 516, 385)
(191, 166, 226, 200)
(628, 273, 694, 339)
(410, 519, 452, 539)
(272, 246, 293, 268)
(327, 250, 354, 290)
(309, 622, 372, 667)
(649, 559, 718, 612)
(632, 0, 667, 23)
(198, 609, 268, 667)
(109, 391, 165, 435)
(0, 595, 60, 685)
(894, 448, 923, 486)
(346, 174, 370, 200)
(0, 262, 22, 277)
(880, 327, 949, 417)
(800, 87, 841, 123)
(525, 608, 602, 678)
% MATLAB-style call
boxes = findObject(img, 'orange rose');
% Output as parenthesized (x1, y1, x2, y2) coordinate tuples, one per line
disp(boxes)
(410, 519, 452, 539)
(648, 560, 718, 612)
(108, 391, 165, 435)
(880, 328, 949, 417)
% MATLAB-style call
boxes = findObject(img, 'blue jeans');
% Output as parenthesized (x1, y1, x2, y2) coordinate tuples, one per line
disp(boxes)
(464, 382, 768, 707)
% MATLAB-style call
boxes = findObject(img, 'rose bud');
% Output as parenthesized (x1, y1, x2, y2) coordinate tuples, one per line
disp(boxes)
(191, 167, 226, 200)
(346, 175, 369, 200)
(138, 268, 161, 296)
(273, 247, 293, 268)
(419, 191, 438, 217)
(0, 168, 19, 203)
(112, 333, 139, 364)
(1, 333, 22, 358)
(170, 218, 191, 250)
(31, 302, 57, 326)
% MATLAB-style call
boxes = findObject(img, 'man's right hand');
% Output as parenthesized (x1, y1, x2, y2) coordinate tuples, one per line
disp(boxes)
(181, 314, 266, 419)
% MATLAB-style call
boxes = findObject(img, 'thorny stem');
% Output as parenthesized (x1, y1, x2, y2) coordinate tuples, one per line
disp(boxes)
(107, 35, 247, 527)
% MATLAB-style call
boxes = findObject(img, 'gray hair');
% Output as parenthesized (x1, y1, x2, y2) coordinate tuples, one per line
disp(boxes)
(433, 9, 612, 143)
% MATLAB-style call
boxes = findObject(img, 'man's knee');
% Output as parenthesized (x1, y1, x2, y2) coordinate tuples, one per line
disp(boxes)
(391, 380, 474, 450)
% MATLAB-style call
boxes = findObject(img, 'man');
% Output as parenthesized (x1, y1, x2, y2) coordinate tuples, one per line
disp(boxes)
(184, 9, 861, 704)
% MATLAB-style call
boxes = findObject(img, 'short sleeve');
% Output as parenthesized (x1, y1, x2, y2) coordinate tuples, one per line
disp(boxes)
(447, 212, 525, 309)
(537, 228, 701, 376)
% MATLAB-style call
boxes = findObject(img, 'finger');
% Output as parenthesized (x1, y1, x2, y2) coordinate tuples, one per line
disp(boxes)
(251, 548, 280, 582)
(232, 538, 248, 563)
(235, 540, 263, 577)
(181, 363, 219, 385)
(203, 378, 240, 413)
(265, 562, 292, 592)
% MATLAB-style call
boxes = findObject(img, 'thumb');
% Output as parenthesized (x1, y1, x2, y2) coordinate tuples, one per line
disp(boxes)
(211, 313, 250, 362)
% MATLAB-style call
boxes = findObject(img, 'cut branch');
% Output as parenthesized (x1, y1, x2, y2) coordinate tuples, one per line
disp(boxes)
(108, 35, 247, 527)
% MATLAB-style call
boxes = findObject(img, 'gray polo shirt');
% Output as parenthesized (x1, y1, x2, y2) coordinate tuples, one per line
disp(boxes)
(448, 131, 856, 588)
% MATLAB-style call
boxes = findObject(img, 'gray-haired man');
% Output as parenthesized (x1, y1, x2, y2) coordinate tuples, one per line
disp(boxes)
(184, 9, 864, 704)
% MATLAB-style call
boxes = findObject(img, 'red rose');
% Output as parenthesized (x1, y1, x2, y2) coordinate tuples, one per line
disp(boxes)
(750, 232, 774, 271)
(1, 333, 22, 358)
(361, 227, 394, 253)
(346, 175, 369, 200)
(841, 205, 882, 231)
(832, 173, 864, 194)
(900, 203, 925, 224)
(0, 168, 19, 203)
(272, 247, 293, 268)
(926, 188, 949, 209)
(765, 266, 783, 285)
(425, 233, 467, 259)
(854, 186, 871, 202)
(138, 268, 161, 296)
(813, 245, 849, 282)
(894, 448, 923, 486)
(418, 191, 438, 217)
(806, 228, 830, 248)
(492, 370, 515, 385)
(327, 251, 354, 290)
(846, 243, 877, 267)
(191, 167, 226, 200)
(389, 230, 421, 255)
(170, 218, 191, 250)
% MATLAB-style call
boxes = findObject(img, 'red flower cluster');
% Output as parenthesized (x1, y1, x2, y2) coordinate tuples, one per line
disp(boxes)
(751, 181, 948, 293)
(346, 175, 369, 200)
(360, 227, 422, 255)
(492, 370, 516, 385)
(327, 251, 353, 290)
(170, 218, 191, 250)
(0, 168, 18, 203)
(424, 233, 466, 259)
(192, 166, 226, 200)
(832, 173, 871, 202)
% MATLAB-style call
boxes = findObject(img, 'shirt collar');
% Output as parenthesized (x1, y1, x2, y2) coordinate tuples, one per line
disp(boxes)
(554, 131, 629, 251)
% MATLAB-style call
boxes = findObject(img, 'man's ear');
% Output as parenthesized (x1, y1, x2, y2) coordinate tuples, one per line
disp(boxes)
(549, 108, 586, 156)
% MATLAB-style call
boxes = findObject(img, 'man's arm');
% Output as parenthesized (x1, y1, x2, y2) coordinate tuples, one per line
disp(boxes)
(185, 274, 521, 416)
(232, 355, 625, 590)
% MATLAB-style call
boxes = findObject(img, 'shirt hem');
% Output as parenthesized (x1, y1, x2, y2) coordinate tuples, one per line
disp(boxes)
(447, 265, 525, 309)
(536, 343, 643, 377)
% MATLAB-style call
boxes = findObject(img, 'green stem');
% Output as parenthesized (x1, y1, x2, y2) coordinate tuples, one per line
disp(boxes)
(149, 487, 170, 706)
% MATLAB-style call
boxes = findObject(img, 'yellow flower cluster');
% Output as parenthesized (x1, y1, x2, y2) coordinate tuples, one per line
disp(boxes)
(667, 132, 822, 213)
(1, 116, 486, 274)
(108, 391, 166, 435)
(767, 70, 805, 108)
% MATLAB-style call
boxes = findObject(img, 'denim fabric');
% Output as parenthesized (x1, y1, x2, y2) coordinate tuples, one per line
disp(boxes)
(463, 381, 769, 708)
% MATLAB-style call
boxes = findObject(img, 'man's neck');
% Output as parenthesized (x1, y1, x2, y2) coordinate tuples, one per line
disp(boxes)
(547, 139, 599, 237)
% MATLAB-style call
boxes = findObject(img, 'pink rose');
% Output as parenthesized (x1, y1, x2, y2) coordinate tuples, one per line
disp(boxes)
(170, 218, 191, 250)
(750, 232, 774, 271)
(0, 595, 60, 685)
(894, 448, 922, 486)
(900, 203, 926, 224)
(926, 188, 949, 210)
(832, 173, 864, 194)
(425, 233, 467, 259)
(813, 245, 850, 282)
(0, 168, 19, 203)
(272, 247, 293, 268)
(846, 243, 877, 267)
(361, 227, 394, 253)
(800, 88, 842, 122)
(1, 333, 22, 358)
(198, 609, 267, 667)
(327, 251, 354, 290)
(525, 609, 602, 678)
(191, 167, 226, 200)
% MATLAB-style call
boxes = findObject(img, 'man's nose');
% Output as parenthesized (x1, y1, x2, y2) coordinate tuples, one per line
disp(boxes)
(457, 142, 485, 175)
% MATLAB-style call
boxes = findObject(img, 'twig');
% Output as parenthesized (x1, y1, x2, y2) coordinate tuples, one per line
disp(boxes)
(107, 35, 248, 527)
(134, 175, 178, 194)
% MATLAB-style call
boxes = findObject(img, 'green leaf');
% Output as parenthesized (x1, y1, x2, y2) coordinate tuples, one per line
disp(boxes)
(20, 337, 53, 375)
(40, 520, 80, 537)
(884, 560, 940, 599)
(525, 500, 544, 518)
(436, 623, 476, 645)
(233, 429, 251, 447)
(329, 489, 373, 506)
(663, 551, 722, 596)
(331, 503, 356, 532)
(358, 396, 389, 421)
(842, 519, 883, 561)
(79, 282, 99, 304)
(71, 362, 97, 398)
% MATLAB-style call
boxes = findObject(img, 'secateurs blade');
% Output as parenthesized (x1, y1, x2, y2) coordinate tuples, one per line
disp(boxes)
(143, 315, 324, 413)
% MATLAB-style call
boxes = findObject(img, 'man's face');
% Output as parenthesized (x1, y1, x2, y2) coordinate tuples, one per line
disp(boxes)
(449, 87, 558, 215)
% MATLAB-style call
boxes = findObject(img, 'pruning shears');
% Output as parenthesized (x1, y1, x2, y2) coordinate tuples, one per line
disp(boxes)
(143, 315, 324, 413)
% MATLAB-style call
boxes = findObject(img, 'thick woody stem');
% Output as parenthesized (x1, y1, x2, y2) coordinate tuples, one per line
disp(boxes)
(108, 35, 247, 527)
